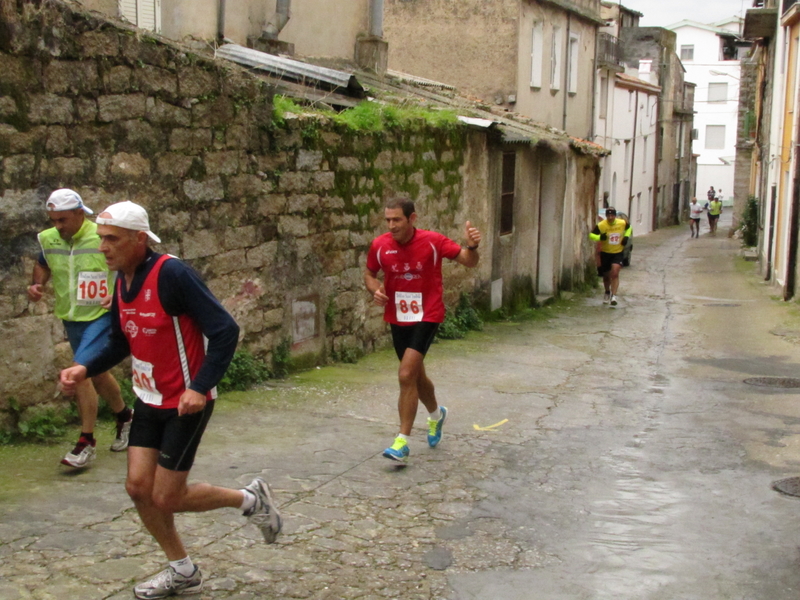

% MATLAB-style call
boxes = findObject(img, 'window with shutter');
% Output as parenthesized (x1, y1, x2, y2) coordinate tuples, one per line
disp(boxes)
(118, 0, 160, 32)
(550, 27, 562, 91)
(705, 125, 725, 149)
(708, 82, 728, 103)
(567, 33, 579, 94)
(530, 22, 543, 88)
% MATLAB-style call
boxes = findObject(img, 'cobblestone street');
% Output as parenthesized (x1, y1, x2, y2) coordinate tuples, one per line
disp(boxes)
(5, 216, 800, 599)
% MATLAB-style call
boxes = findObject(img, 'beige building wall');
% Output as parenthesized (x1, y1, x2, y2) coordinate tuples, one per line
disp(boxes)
(281, 0, 370, 59)
(162, 0, 219, 40)
(384, 0, 519, 107)
(80, 0, 372, 61)
(79, 0, 118, 15)
(515, 2, 597, 138)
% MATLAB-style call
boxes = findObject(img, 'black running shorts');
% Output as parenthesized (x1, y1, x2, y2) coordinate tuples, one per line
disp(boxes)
(129, 398, 215, 471)
(599, 251, 624, 274)
(390, 322, 440, 361)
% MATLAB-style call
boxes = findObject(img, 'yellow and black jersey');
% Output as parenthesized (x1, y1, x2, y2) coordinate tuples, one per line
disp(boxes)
(589, 218, 631, 254)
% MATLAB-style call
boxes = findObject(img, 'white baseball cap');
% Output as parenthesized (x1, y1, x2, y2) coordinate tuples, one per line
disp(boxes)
(96, 201, 161, 243)
(45, 189, 93, 214)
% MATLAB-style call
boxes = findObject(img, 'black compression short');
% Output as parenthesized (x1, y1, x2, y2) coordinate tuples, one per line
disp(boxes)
(129, 398, 215, 471)
(599, 251, 624, 274)
(390, 322, 439, 361)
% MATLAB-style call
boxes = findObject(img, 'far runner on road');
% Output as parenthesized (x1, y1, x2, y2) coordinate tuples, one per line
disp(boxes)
(590, 206, 631, 307)
(364, 198, 481, 464)
(689, 197, 705, 238)
(708, 195, 723, 236)
(59, 201, 282, 600)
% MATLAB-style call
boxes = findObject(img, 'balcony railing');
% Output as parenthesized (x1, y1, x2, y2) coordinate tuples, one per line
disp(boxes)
(597, 32, 623, 67)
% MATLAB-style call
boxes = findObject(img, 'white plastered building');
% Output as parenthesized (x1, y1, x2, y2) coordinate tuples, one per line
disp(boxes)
(667, 17, 749, 204)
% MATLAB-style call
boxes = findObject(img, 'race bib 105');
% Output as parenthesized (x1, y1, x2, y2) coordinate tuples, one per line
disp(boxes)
(76, 271, 108, 306)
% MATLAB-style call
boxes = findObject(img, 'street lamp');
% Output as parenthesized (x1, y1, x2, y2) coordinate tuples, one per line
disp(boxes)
(709, 70, 740, 80)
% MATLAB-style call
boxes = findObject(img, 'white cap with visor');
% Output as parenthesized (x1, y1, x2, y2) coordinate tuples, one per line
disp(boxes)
(46, 189, 93, 214)
(96, 201, 161, 243)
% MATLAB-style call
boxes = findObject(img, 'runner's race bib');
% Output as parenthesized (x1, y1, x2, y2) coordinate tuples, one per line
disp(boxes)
(395, 291, 423, 323)
(131, 356, 163, 406)
(76, 271, 109, 306)
(608, 233, 621, 245)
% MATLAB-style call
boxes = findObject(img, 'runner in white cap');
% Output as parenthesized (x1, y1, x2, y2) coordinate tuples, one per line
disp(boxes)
(28, 189, 132, 468)
(60, 201, 281, 599)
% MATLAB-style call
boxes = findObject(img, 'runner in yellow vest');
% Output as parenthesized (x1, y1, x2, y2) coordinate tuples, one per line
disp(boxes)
(708, 197, 723, 235)
(27, 189, 132, 468)
(589, 206, 631, 307)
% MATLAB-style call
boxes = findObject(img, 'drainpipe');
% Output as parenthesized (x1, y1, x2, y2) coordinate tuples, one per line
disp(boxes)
(562, 13, 571, 131)
(766, 184, 776, 280)
(784, 121, 800, 300)
(262, 0, 291, 40)
(370, 0, 384, 37)
(217, 0, 226, 41)
(628, 89, 638, 216)
(783, 47, 800, 300)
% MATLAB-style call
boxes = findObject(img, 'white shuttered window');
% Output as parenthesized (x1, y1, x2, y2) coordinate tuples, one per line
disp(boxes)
(550, 26, 562, 91)
(119, 0, 161, 32)
(567, 33, 579, 94)
(530, 22, 543, 88)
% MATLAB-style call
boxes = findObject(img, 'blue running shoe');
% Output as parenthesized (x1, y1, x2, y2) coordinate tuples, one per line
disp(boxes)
(382, 436, 409, 462)
(427, 406, 448, 448)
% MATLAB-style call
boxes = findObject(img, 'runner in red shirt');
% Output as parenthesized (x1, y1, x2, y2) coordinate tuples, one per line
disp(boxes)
(365, 198, 482, 463)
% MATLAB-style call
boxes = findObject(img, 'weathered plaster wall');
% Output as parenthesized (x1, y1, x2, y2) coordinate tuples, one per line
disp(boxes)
(384, 0, 518, 108)
(0, 0, 487, 418)
(77, 0, 372, 61)
(516, 1, 598, 138)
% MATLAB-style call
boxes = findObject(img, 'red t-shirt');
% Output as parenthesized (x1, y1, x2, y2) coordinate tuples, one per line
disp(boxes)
(366, 228, 462, 325)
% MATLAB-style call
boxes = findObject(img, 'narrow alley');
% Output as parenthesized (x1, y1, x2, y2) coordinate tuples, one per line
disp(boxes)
(3, 214, 800, 600)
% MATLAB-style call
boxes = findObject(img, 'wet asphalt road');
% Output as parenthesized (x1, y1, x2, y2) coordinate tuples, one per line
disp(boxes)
(3, 212, 800, 599)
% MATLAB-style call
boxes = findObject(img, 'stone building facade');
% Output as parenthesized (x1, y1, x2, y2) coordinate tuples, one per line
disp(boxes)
(0, 0, 603, 425)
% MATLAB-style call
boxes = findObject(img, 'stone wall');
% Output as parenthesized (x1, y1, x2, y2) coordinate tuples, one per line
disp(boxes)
(0, 0, 487, 417)
(732, 59, 759, 234)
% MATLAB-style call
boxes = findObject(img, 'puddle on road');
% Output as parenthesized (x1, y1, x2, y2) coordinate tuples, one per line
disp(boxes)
(744, 377, 800, 389)
(584, 444, 686, 593)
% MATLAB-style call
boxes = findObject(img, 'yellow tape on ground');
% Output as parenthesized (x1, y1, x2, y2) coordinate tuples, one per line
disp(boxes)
(473, 419, 509, 431)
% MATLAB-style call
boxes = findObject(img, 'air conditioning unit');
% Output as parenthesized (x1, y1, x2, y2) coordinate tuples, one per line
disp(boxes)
(691, 128, 699, 140)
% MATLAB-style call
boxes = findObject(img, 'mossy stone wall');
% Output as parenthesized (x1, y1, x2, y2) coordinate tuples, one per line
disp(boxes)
(0, 0, 486, 418)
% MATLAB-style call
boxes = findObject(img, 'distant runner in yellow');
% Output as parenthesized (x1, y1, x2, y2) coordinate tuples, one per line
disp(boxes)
(589, 207, 631, 307)
(708, 196, 723, 236)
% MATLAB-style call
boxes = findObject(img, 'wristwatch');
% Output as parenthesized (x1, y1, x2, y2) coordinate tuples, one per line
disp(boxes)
(466, 244, 479, 251)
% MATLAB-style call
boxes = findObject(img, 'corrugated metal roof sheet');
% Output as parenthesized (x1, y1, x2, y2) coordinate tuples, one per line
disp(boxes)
(386, 70, 457, 91)
(216, 44, 364, 96)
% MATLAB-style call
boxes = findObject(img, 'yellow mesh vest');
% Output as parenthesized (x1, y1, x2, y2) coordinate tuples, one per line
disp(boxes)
(37, 219, 113, 322)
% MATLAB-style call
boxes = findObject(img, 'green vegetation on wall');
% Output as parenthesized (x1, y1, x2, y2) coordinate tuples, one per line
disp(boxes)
(219, 350, 272, 392)
(437, 293, 483, 340)
(740, 195, 758, 248)
(271, 95, 459, 133)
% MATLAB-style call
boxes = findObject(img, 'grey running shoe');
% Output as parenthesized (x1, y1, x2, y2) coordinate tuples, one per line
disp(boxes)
(110, 412, 133, 452)
(243, 477, 282, 543)
(134, 566, 203, 599)
(603, 291, 611, 304)
(61, 438, 96, 468)
(610, 295, 618, 307)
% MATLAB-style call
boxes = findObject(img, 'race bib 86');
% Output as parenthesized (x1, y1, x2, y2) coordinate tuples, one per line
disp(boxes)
(395, 291, 423, 323)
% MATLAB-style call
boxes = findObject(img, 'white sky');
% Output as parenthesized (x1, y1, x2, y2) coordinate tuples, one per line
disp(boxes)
(619, 0, 749, 27)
